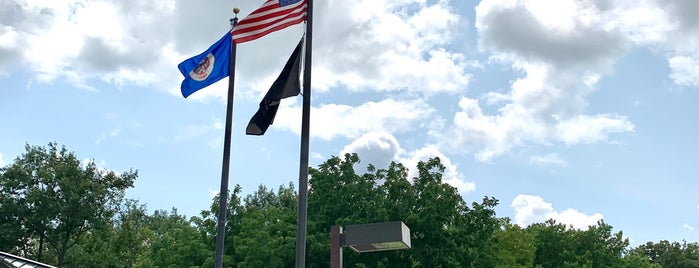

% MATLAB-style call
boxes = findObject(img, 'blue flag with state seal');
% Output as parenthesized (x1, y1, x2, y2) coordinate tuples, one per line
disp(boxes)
(178, 32, 232, 98)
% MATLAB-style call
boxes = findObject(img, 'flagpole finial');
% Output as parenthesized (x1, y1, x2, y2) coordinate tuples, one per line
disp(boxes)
(231, 8, 239, 27)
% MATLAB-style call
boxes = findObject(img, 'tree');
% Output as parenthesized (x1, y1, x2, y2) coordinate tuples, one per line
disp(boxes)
(305, 154, 501, 267)
(568, 220, 628, 267)
(0, 143, 137, 266)
(111, 200, 156, 267)
(620, 254, 661, 268)
(629, 240, 699, 268)
(528, 219, 576, 268)
(66, 199, 153, 267)
(197, 184, 245, 267)
(234, 183, 297, 267)
(492, 220, 536, 267)
(305, 154, 387, 267)
(134, 208, 210, 268)
(9, 145, 698, 267)
(0, 161, 31, 254)
(527, 219, 629, 268)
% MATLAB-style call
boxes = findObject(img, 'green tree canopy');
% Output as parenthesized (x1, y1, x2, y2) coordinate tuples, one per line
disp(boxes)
(3, 146, 698, 267)
(305, 154, 500, 267)
(0, 142, 137, 266)
(628, 240, 699, 268)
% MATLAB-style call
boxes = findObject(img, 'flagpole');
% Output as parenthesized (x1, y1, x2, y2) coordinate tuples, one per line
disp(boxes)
(214, 9, 239, 268)
(296, 0, 313, 267)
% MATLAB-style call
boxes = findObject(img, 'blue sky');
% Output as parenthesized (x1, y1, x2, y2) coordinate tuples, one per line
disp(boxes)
(2, 0, 698, 246)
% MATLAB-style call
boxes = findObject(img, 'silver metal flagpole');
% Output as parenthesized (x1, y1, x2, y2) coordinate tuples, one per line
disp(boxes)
(214, 8, 239, 268)
(296, 0, 313, 267)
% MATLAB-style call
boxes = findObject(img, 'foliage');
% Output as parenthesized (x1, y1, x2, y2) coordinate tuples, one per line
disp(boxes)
(2, 145, 698, 267)
(527, 219, 629, 268)
(134, 208, 210, 268)
(305, 154, 501, 267)
(628, 240, 699, 268)
(0, 143, 137, 266)
(234, 184, 297, 267)
(492, 220, 536, 267)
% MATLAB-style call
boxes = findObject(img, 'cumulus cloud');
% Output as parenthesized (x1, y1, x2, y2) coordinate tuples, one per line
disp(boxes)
(668, 56, 699, 87)
(0, 0, 471, 99)
(476, 0, 627, 69)
(556, 114, 634, 144)
(512, 194, 603, 229)
(684, 223, 694, 232)
(338, 132, 476, 194)
(401, 146, 476, 194)
(439, 94, 633, 161)
(0, 0, 180, 91)
(440, 0, 699, 163)
(310, 0, 471, 94)
(275, 98, 436, 140)
(436, 0, 636, 162)
(609, 0, 699, 88)
(340, 131, 403, 172)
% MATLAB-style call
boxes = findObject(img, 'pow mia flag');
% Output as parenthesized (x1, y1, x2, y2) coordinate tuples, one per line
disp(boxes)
(246, 37, 304, 135)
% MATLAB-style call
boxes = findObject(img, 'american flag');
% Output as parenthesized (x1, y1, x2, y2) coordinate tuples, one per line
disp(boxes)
(232, 0, 307, 44)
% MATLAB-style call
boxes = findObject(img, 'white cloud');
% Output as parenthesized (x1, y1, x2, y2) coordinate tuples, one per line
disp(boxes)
(438, 94, 633, 162)
(80, 158, 117, 175)
(684, 223, 694, 232)
(610, 2, 674, 45)
(81, 158, 107, 168)
(0, 152, 4, 167)
(556, 114, 634, 144)
(608, 0, 699, 88)
(311, 0, 471, 95)
(276, 98, 436, 140)
(0, 0, 181, 93)
(338, 133, 476, 194)
(512, 194, 604, 229)
(340, 131, 403, 172)
(436, 0, 637, 162)
(529, 153, 567, 166)
(512, 194, 556, 226)
(209, 189, 219, 198)
(669, 55, 699, 87)
(401, 146, 476, 194)
(0, 0, 471, 99)
(443, 177, 477, 195)
(476, 0, 627, 70)
(554, 208, 604, 229)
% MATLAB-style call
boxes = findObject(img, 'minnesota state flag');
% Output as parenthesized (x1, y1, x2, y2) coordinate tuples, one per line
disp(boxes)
(178, 32, 232, 98)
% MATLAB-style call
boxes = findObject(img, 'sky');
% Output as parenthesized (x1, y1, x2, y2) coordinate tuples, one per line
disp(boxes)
(1, 0, 698, 246)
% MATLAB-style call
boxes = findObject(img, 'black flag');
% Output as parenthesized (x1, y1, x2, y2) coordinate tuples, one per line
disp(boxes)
(246, 37, 304, 135)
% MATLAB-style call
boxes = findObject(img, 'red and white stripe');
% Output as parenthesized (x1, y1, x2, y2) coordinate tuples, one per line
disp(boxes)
(232, 0, 307, 44)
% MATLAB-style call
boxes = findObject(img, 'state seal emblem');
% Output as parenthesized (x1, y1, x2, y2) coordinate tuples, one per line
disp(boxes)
(189, 53, 215, 81)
